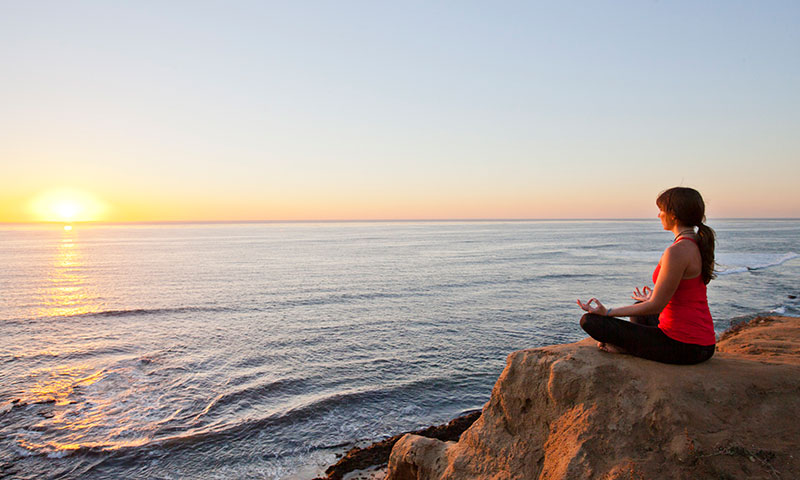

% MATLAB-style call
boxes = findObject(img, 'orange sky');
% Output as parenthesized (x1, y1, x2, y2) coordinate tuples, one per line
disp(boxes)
(2, 179, 797, 224)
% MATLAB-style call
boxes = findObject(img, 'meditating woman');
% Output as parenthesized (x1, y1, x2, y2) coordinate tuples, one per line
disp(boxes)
(577, 187, 716, 365)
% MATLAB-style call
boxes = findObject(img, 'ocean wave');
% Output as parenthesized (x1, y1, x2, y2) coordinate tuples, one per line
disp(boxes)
(81, 306, 235, 318)
(421, 273, 598, 292)
(11, 374, 460, 460)
(275, 292, 410, 308)
(7, 306, 237, 325)
(190, 377, 308, 422)
(9, 344, 133, 363)
(573, 243, 621, 250)
(769, 294, 800, 317)
(716, 252, 798, 275)
(12, 436, 153, 459)
(528, 273, 598, 281)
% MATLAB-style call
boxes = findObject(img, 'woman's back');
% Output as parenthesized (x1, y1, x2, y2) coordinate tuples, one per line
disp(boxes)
(655, 237, 715, 346)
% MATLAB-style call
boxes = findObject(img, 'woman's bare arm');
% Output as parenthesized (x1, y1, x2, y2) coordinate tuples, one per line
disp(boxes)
(578, 242, 691, 317)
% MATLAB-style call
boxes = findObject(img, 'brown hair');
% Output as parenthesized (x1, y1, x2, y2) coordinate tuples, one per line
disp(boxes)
(656, 187, 716, 284)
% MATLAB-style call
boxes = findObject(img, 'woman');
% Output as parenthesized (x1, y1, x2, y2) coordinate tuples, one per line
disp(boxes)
(577, 187, 716, 365)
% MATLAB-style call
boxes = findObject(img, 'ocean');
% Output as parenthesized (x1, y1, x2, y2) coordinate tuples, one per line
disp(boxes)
(1, 220, 798, 479)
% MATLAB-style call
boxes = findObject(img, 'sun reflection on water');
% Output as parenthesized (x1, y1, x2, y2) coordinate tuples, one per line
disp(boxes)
(27, 365, 106, 406)
(13, 228, 155, 457)
(19, 362, 156, 456)
(37, 227, 100, 318)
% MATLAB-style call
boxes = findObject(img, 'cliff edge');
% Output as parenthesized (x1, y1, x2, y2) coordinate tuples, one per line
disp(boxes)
(386, 316, 800, 480)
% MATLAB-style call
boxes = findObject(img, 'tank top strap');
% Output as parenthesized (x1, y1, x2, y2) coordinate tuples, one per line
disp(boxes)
(673, 236, 698, 245)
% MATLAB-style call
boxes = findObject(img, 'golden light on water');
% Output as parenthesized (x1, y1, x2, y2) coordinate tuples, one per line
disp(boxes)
(18, 364, 153, 455)
(36, 227, 100, 318)
(29, 188, 108, 223)
(28, 365, 106, 406)
(18, 228, 121, 456)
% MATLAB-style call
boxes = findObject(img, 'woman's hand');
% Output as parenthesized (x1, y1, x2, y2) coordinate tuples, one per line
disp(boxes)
(576, 297, 608, 315)
(631, 286, 653, 302)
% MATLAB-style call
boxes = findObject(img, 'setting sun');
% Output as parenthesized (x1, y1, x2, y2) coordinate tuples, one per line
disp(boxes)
(29, 189, 108, 223)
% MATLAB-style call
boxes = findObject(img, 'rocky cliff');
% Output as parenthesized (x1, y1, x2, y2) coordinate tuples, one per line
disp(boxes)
(386, 316, 800, 480)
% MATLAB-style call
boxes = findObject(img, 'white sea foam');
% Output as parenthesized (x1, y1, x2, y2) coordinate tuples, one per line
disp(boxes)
(46, 450, 72, 459)
(716, 252, 799, 275)
(596, 251, 800, 275)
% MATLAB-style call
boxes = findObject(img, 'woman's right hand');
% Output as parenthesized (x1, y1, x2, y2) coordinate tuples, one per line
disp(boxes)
(577, 298, 608, 316)
(631, 286, 652, 302)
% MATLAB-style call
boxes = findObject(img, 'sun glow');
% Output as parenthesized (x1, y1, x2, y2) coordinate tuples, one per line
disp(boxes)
(29, 189, 108, 223)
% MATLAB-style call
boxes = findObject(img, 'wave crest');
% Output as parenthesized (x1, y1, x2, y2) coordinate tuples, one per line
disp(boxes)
(716, 252, 798, 275)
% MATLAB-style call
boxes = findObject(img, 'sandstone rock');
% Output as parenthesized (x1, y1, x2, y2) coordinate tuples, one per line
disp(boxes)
(387, 316, 800, 480)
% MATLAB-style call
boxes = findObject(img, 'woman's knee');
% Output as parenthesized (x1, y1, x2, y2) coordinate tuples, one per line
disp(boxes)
(580, 313, 602, 334)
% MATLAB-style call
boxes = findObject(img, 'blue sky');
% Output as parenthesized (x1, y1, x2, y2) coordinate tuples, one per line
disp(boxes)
(2, 1, 799, 221)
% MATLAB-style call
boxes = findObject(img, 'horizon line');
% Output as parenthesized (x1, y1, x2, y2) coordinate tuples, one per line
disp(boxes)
(3, 217, 800, 226)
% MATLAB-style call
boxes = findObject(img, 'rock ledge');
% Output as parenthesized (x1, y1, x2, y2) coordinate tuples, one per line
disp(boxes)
(387, 316, 800, 480)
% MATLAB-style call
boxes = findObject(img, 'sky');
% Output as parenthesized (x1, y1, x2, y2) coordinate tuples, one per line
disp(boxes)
(1, 1, 799, 222)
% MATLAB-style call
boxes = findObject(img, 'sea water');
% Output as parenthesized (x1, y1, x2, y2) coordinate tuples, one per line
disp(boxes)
(1, 220, 798, 479)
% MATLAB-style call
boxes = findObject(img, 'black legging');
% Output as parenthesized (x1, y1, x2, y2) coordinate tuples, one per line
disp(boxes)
(580, 313, 715, 365)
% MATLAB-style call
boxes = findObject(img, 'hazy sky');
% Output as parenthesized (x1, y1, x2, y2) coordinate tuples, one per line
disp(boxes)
(2, 1, 799, 222)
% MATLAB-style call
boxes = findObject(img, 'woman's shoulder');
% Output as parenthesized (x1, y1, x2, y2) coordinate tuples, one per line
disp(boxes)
(665, 236, 700, 259)
(673, 235, 700, 248)
(664, 236, 696, 252)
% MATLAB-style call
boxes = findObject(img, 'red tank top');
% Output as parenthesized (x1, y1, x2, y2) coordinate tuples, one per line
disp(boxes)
(652, 237, 716, 346)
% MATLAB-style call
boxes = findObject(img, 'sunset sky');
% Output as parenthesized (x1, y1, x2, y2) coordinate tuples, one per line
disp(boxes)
(2, 1, 799, 222)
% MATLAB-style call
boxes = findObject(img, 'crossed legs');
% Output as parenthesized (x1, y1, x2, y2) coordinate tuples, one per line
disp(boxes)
(580, 313, 715, 365)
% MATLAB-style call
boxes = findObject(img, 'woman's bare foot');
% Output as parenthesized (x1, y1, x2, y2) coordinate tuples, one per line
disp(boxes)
(597, 342, 627, 354)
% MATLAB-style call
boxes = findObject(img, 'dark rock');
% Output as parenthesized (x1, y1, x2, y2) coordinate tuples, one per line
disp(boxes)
(314, 410, 481, 480)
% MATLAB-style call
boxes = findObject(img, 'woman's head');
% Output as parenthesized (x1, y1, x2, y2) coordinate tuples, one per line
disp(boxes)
(656, 187, 717, 284)
(656, 187, 706, 228)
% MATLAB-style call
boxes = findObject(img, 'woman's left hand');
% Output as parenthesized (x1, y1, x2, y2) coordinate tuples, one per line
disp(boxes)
(576, 297, 608, 315)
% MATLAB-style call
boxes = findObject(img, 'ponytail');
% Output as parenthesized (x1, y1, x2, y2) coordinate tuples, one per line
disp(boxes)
(696, 222, 717, 284)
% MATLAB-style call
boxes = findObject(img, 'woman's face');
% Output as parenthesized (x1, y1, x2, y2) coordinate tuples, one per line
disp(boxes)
(658, 209, 674, 230)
